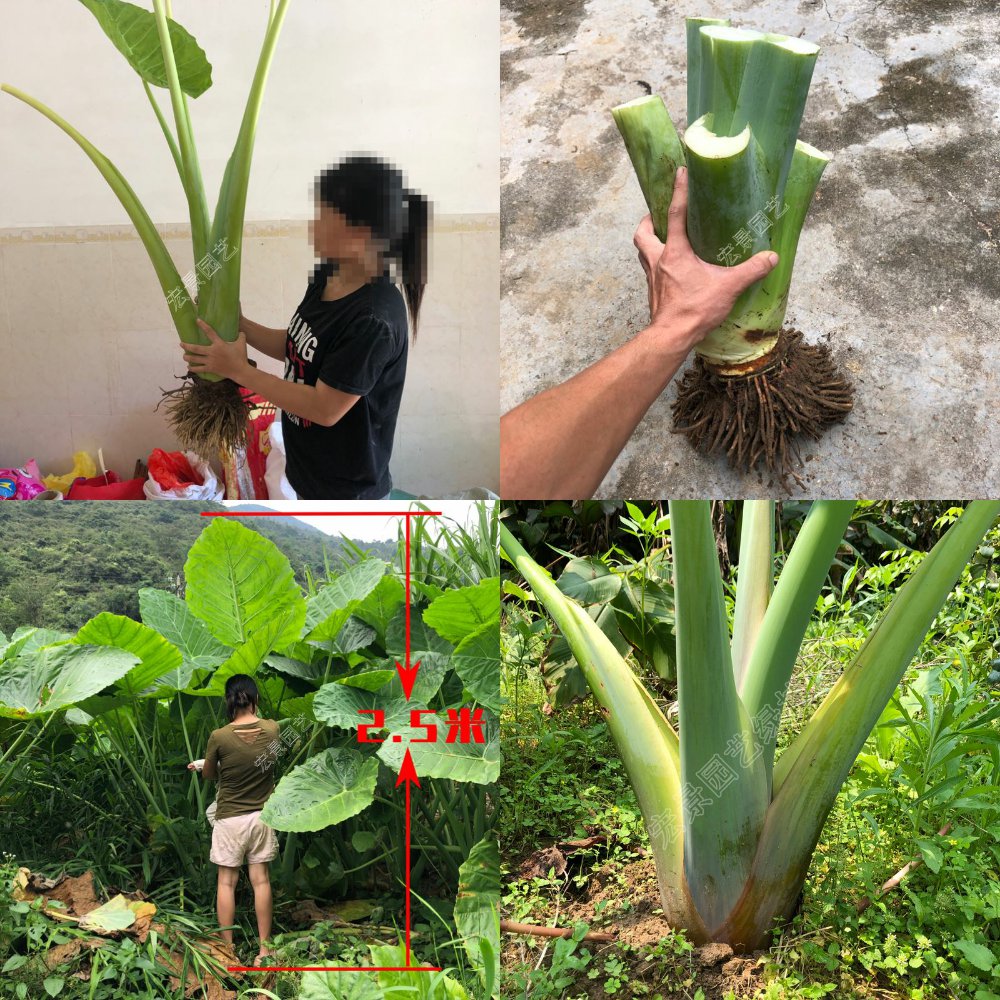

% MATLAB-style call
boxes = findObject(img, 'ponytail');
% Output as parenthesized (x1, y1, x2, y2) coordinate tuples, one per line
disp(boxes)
(316, 154, 430, 340)
(400, 191, 430, 336)
(224, 674, 259, 722)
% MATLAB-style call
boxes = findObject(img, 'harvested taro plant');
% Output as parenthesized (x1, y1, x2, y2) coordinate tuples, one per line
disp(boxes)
(500, 501, 1000, 950)
(3, 0, 293, 455)
(612, 17, 854, 483)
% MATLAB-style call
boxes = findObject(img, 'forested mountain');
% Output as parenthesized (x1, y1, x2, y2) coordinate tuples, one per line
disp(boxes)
(0, 502, 397, 633)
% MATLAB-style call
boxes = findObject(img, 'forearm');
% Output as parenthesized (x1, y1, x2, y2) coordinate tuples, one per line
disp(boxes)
(241, 316, 287, 361)
(238, 366, 338, 426)
(500, 321, 695, 498)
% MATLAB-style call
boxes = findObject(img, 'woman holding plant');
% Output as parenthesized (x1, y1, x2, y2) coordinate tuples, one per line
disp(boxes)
(183, 155, 429, 500)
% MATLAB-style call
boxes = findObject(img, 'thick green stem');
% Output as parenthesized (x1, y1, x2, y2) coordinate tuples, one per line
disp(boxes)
(739, 501, 856, 789)
(0, 85, 199, 345)
(610, 95, 685, 241)
(684, 115, 768, 265)
(750, 140, 829, 330)
(143, 79, 183, 179)
(731, 501, 775, 692)
(201, 0, 292, 346)
(732, 34, 819, 195)
(152, 0, 210, 268)
(689, 139, 828, 369)
(500, 522, 706, 935)
(669, 501, 767, 932)
(685, 17, 730, 126)
(697, 26, 762, 136)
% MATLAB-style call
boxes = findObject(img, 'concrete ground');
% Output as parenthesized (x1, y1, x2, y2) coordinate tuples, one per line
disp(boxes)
(501, 0, 1000, 497)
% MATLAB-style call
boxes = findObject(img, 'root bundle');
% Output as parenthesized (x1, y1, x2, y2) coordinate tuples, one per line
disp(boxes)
(672, 329, 854, 486)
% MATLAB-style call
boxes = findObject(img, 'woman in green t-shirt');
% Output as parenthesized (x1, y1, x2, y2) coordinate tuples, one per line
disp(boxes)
(188, 675, 280, 967)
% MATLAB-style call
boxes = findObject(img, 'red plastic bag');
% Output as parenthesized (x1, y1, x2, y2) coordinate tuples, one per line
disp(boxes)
(222, 392, 277, 499)
(67, 472, 146, 500)
(148, 449, 204, 491)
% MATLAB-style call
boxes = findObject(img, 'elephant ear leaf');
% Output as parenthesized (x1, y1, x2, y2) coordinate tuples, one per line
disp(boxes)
(261, 748, 379, 833)
(0, 645, 138, 719)
(77, 0, 213, 98)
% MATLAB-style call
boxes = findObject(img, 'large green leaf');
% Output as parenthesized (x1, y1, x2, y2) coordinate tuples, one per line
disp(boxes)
(276, 693, 317, 726)
(387, 613, 453, 703)
(189, 608, 301, 696)
(543, 602, 629, 708)
(313, 681, 418, 732)
(378, 710, 500, 785)
(557, 558, 622, 605)
(298, 970, 380, 1000)
(370, 946, 470, 999)
(952, 939, 995, 973)
(264, 654, 326, 682)
(75, 613, 183, 695)
(455, 836, 500, 992)
(139, 588, 231, 670)
(0, 627, 72, 664)
(0, 645, 138, 719)
(338, 670, 395, 692)
(423, 578, 500, 644)
(261, 748, 378, 832)
(353, 574, 405, 641)
(304, 560, 387, 643)
(452, 621, 501, 710)
(184, 519, 305, 649)
(324, 617, 376, 655)
(78, 0, 212, 98)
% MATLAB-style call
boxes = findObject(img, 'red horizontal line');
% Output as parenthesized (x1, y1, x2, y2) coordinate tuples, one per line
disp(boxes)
(200, 511, 442, 517)
(226, 965, 444, 972)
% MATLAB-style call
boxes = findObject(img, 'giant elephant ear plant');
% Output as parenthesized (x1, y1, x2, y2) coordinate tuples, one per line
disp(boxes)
(2, 0, 293, 455)
(612, 17, 853, 483)
(500, 501, 1000, 950)
(0, 514, 501, 991)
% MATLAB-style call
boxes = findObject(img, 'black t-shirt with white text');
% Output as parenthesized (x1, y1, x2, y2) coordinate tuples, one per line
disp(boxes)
(281, 264, 408, 499)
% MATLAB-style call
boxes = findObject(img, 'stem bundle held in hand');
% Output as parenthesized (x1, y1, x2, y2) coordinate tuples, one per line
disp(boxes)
(3, 0, 293, 455)
(612, 17, 854, 484)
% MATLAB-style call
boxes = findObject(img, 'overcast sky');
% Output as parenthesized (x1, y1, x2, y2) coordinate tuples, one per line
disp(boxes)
(219, 500, 493, 542)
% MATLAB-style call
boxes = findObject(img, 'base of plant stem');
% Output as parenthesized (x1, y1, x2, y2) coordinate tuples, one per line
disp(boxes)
(159, 374, 250, 456)
(671, 328, 854, 486)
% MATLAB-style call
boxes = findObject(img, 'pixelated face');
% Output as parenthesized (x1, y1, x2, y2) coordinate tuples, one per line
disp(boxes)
(310, 199, 374, 265)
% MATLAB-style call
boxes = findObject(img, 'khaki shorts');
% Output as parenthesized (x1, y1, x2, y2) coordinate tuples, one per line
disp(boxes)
(209, 810, 278, 867)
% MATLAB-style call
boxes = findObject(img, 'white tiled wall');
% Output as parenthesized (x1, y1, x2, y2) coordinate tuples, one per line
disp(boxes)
(0, 216, 499, 496)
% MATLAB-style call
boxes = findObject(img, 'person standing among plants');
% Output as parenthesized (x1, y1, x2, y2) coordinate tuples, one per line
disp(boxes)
(183, 154, 430, 500)
(188, 675, 281, 967)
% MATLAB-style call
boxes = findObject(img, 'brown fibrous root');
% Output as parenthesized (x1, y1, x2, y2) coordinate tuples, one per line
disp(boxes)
(671, 328, 854, 487)
(158, 375, 250, 457)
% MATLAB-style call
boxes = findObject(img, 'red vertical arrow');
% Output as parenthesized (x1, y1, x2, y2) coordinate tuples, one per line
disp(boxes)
(396, 746, 420, 967)
(396, 512, 421, 699)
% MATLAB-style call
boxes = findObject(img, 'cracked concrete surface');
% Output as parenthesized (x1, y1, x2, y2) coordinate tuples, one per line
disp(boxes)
(501, 0, 1000, 497)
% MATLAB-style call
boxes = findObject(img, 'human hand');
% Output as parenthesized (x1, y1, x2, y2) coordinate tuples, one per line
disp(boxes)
(633, 166, 779, 352)
(187, 759, 205, 772)
(182, 320, 250, 382)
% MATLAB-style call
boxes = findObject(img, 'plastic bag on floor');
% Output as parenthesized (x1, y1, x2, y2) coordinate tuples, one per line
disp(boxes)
(144, 449, 224, 501)
(44, 452, 97, 493)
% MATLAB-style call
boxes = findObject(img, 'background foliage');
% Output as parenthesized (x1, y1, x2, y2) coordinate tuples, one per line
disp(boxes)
(0, 503, 395, 633)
